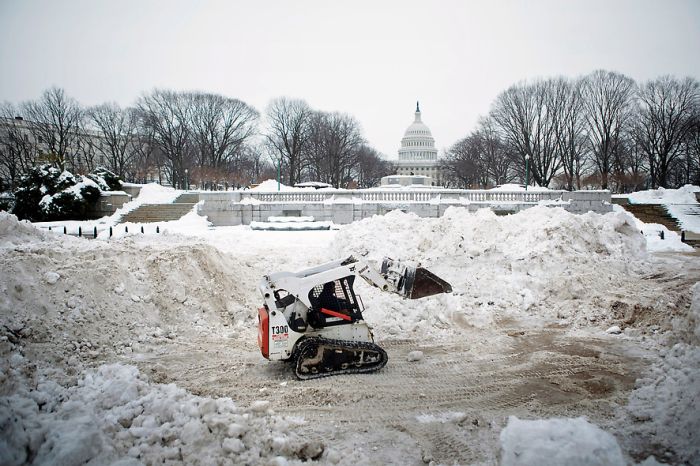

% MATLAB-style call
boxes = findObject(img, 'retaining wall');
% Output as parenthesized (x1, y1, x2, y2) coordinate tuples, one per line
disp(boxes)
(87, 191, 132, 219)
(197, 189, 612, 226)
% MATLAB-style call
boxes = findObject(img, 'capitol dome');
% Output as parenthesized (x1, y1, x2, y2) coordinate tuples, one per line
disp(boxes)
(395, 102, 443, 185)
(399, 102, 438, 162)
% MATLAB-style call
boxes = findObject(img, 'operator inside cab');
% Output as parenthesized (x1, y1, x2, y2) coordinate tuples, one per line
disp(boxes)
(308, 279, 361, 328)
(315, 281, 346, 311)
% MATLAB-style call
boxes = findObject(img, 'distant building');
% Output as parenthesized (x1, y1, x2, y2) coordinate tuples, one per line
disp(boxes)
(396, 102, 444, 185)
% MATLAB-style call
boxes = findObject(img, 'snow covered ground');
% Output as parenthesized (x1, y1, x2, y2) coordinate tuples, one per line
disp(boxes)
(1, 188, 699, 465)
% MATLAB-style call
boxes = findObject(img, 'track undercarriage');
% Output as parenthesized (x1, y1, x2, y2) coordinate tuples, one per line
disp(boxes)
(293, 337, 388, 380)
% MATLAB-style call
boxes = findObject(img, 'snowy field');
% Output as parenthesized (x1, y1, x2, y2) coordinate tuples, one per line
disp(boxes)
(1, 188, 700, 465)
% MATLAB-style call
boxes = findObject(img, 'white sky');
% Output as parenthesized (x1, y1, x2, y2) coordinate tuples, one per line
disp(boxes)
(1, 0, 699, 159)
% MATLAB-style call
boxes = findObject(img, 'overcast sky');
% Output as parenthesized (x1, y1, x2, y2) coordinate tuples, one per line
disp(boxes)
(1, 0, 699, 159)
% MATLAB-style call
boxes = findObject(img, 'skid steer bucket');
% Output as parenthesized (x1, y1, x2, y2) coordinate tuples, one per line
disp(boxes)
(381, 258, 453, 299)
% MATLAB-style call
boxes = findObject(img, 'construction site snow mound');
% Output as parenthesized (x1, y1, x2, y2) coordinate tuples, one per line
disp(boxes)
(332, 206, 649, 334)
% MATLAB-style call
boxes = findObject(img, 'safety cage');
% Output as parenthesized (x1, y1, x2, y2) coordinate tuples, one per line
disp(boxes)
(307, 276, 364, 328)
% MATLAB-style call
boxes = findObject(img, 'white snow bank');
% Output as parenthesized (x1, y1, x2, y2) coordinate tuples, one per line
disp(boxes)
(129, 183, 181, 204)
(251, 179, 301, 192)
(250, 221, 331, 231)
(100, 203, 212, 239)
(499, 416, 625, 466)
(612, 205, 693, 253)
(0, 364, 321, 465)
(627, 184, 700, 205)
(251, 179, 340, 192)
(490, 183, 550, 192)
(0, 212, 49, 246)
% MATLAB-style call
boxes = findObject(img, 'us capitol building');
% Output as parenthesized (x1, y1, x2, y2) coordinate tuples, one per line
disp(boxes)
(394, 102, 444, 186)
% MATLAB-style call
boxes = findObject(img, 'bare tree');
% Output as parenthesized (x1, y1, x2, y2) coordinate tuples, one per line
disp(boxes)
(264, 97, 312, 185)
(22, 87, 83, 171)
(633, 76, 699, 188)
(353, 145, 393, 188)
(475, 117, 517, 186)
(687, 112, 700, 185)
(73, 132, 101, 173)
(580, 70, 636, 190)
(129, 122, 162, 183)
(611, 134, 647, 192)
(0, 104, 39, 189)
(306, 111, 364, 187)
(87, 103, 140, 178)
(490, 79, 562, 187)
(136, 90, 194, 188)
(442, 135, 487, 188)
(189, 92, 259, 174)
(551, 78, 589, 190)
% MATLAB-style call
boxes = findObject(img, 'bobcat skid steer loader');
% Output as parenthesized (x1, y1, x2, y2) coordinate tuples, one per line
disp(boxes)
(257, 256, 452, 379)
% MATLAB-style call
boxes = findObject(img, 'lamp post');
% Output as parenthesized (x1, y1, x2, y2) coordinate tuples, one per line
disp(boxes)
(277, 158, 281, 192)
(184, 169, 189, 191)
(524, 154, 530, 192)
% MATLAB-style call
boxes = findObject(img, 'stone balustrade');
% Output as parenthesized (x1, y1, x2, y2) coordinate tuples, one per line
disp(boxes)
(197, 189, 612, 226)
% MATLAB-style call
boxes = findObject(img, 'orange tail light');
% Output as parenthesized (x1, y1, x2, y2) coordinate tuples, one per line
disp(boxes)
(257, 306, 269, 359)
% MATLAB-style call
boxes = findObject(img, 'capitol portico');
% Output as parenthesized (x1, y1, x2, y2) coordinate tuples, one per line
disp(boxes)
(395, 102, 443, 185)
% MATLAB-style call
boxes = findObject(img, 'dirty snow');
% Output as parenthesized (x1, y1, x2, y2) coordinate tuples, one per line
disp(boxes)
(1, 187, 699, 465)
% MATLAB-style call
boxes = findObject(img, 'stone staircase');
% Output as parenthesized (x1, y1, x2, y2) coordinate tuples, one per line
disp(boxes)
(620, 203, 681, 231)
(119, 193, 200, 224)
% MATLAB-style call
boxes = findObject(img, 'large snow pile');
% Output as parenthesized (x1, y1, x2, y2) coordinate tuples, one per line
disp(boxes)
(0, 238, 255, 371)
(0, 363, 323, 465)
(332, 206, 650, 335)
(0, 212, 334, 464)
(0, 212, 49, 246)
(499, 416, 625, 466)
(333, 206, 644, 264)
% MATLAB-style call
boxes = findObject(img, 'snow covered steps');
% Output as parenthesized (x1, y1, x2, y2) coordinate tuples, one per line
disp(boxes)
(620, 204, 681, 231)
(250, 216, 332, 231)
(119, 193, 200, 224)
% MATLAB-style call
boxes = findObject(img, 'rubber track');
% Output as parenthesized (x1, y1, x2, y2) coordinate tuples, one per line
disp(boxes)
(294, 337, 388, 380)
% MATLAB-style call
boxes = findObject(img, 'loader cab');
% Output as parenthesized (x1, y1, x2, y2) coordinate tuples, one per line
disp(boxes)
(307, 276, 364, 328)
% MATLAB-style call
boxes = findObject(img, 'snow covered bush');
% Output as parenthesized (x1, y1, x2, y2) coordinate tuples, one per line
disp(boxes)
(12, 165, 108, 222)
(87, 167, 122, 191)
